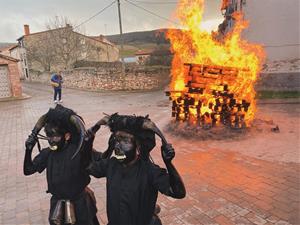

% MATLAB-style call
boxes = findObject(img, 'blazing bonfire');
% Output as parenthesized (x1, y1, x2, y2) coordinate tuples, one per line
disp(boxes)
(166, 0, 265, 131)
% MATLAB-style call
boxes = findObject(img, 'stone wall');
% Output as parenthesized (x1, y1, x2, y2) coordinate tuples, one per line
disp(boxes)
(256, 72, 300, 91)
(29, 65, 170, 91)
(73, 61, 122, 69)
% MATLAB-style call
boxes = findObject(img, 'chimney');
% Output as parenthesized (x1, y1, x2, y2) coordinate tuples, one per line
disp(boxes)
(24, 24, 30, 36)
(65, 24, 73, 31)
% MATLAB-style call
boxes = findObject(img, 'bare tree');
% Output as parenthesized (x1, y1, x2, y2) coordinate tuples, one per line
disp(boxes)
(25, 31, 56, 71)
(24, 16, 104, 72)
(45, 16, 96, 69)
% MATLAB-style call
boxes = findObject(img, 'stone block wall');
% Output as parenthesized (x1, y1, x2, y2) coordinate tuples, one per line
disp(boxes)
(29, 65, 170, 91)
(256, 72, 300, 91)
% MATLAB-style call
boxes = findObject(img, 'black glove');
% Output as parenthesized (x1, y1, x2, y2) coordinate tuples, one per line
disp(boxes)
(161, 143, 175, 163)
(98, 115, 110, 126)
(82, 128, 96, 164)
(84, 128, 96, 142)
(25, 133, 37, 151)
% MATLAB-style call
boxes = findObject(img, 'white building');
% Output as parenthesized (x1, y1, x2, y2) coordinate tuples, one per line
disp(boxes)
(0, 44, 25, 79)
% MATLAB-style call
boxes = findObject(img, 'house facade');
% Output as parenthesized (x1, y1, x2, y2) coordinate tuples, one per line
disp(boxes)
(17, 24, 119, 77)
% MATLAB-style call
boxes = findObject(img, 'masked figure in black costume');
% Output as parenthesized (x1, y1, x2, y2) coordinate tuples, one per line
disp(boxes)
(23, 104, 101, 225)
(87, 113, 186, 225)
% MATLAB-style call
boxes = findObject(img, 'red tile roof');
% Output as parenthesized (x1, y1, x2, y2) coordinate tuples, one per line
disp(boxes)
(0, 44, 18, 52)
(135, 50, 153, 56)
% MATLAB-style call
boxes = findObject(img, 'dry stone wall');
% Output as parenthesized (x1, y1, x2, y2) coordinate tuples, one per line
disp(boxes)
(28, 65, 170, 91)
(256, 72, 300, 91)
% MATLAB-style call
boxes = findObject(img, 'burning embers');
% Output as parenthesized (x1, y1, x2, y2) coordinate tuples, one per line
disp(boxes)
(166, 63, 251, 129)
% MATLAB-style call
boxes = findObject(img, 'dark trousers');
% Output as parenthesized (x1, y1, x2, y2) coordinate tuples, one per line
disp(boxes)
(54, 88, 62, 101)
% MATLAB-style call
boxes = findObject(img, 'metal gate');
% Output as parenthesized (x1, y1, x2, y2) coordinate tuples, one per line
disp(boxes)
(0, 65, 11, 98)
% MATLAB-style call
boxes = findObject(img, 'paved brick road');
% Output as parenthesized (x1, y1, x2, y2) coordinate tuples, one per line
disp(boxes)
(0, 82, 299, 225)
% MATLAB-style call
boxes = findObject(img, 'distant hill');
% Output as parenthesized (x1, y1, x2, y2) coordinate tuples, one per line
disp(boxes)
(105, 29, 180, 57)
(105, 29, 172, 45)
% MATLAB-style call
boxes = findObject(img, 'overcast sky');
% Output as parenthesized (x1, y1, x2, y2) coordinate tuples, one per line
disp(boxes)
(0, 0, 223, 42)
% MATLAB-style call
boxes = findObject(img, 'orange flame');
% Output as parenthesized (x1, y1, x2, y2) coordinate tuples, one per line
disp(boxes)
(167, 0, 265, 124)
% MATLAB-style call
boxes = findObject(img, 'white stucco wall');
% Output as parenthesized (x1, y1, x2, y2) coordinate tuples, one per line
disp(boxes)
(242, 0, 300, 60)
(10, 48, 24, 79)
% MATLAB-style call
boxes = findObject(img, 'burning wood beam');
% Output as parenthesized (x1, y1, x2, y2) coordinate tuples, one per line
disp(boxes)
(166, 64, 251, 129)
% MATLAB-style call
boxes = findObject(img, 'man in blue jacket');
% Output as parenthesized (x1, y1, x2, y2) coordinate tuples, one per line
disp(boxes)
(51, 72, 63, 103)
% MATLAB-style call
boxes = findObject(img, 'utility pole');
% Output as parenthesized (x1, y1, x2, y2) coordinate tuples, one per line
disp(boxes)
(117, 0, 124, 63)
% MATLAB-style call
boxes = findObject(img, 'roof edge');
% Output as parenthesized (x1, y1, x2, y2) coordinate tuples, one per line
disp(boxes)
(0, 53, 19, 62)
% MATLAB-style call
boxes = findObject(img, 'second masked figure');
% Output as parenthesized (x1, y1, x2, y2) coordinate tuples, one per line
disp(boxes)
(86, 113, 186, 225)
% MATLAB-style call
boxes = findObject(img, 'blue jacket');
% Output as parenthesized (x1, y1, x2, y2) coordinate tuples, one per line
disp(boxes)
(51, 74, 62, 90)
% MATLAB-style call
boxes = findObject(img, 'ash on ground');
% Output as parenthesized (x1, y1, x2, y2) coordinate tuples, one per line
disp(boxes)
(166, 118, 277, 141)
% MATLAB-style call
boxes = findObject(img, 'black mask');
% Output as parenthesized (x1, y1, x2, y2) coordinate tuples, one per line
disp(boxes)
(113, 131, 137, 164)
(44, 125, 66, 151)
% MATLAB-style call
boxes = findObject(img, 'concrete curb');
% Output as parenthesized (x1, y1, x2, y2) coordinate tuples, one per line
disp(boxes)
(0, 93, 31, 102)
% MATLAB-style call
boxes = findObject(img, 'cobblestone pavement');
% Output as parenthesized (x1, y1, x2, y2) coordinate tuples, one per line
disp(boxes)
(0, 82, 299, 225)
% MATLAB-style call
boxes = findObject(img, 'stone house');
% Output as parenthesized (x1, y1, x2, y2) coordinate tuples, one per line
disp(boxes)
(17, 24, 119, 78)
(0, 54, 22, 98)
